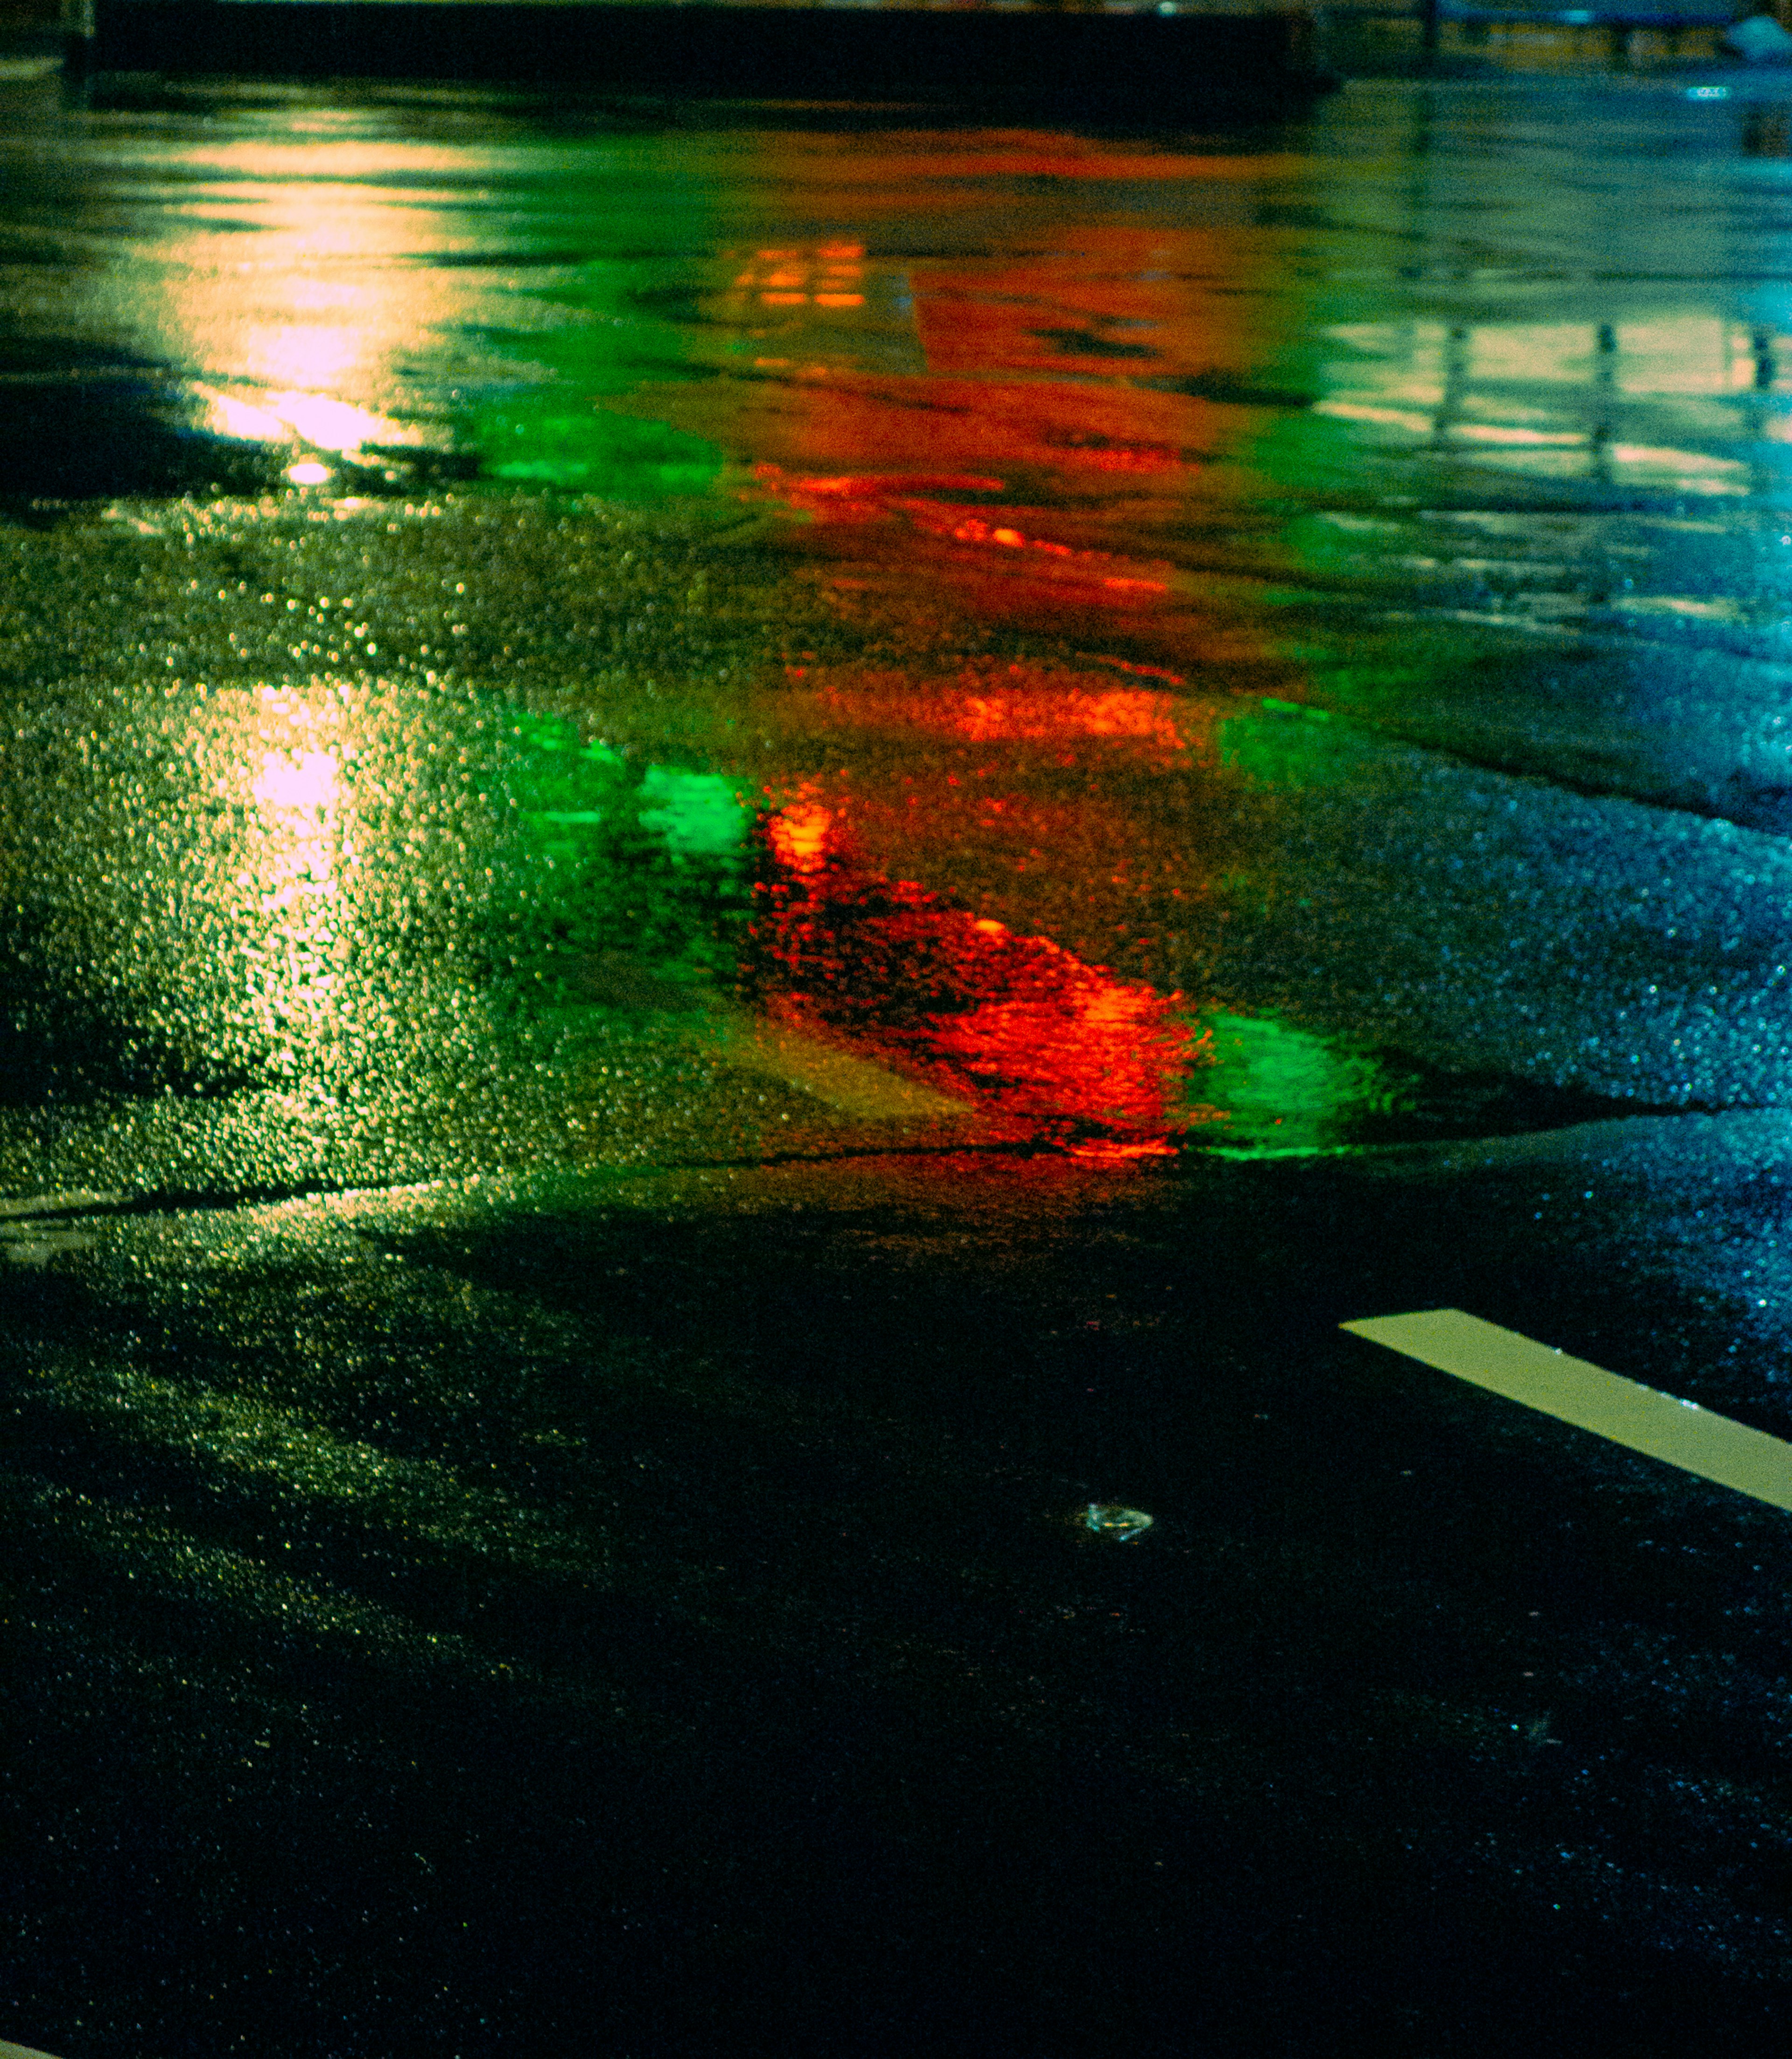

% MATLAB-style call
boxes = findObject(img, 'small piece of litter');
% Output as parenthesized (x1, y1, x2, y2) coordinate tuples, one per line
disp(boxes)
(1085, 1504, 1153, 1541)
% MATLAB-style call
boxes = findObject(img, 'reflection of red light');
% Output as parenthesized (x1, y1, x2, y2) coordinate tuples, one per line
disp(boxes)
(752, 465, 1174, 608)
(953, 684, 1186, 753)
(762, 468, 1006, 503)
(714, 205, 1285, 1159)
(1077, 653, 1186, 686)
(807, 658, 1200, 769)
(749, 803, 1210, 1155)
(766, 800, 834, 872)
(924, 982, 1197, 1142)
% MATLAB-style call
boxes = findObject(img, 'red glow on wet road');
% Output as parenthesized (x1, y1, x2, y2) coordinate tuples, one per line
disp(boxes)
(750, 799, 1212, 1154)
(705, 194, 1295, 1158)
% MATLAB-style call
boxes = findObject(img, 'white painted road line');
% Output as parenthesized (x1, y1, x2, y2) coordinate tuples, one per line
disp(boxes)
(709, 1012, 973, 1122)
(1341, 1309, 1792, 1514)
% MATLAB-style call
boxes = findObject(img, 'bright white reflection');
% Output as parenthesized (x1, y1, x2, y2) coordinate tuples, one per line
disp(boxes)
(198, 690, 361, 1034)
(195, 380, 416, 460)
(134, 132, 533, 464)
(194, 386, 290, 443)
(253, 747, 340, 816)
(268, 392, 409, 454)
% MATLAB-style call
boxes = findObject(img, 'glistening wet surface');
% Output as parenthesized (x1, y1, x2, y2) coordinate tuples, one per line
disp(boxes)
(9, 73, 1792, 1176)
(4, 59, 1792, 2059)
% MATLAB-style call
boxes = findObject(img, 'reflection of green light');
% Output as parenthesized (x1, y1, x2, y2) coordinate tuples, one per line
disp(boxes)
(472, 257, 723, 497)
(1196, 1011, 1407, 1157)
(496, 715, 756, 996)
(509, 710, 627, 853)
(482, 403, 721, 494)
(1246, 402, 1392, 501)
(1218, 701, 1363, 791)
(636, 766, 752, 859)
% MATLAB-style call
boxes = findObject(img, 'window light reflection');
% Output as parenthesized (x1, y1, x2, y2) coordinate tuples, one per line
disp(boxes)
(1315, 312, 1785, 496)
(730, 242, 868, 312)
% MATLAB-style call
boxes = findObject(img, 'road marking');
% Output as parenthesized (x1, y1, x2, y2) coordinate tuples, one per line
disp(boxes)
(711, 1013, 973, 1122)
(1341, 1309, 1792, 1513)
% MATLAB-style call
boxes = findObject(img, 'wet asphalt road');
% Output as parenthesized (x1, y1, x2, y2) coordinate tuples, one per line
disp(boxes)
(5, 49, 1792, 2058)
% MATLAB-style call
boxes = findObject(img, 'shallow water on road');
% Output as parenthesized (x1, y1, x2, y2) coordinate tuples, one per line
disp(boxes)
(10, 69, 1792, 1188)
(8, 63, 1792, 2059)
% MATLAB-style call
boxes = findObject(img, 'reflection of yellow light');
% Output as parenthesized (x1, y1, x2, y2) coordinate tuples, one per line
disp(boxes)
(165, 139, 469, 185)
(1606, 443, 1750, 491)
(185, 703, 359, 1032)
(1449, 424, 1584, 448)
(254, 749, 339, 813)
(1315, 400, 1437, 434)
(735, 241, 868, 314)
(196, 386, 290, 442)
(266, 391, 406, 454)
(144, 139, 539, 496)
(199, 378, 413, 468)
(286, 461, 332, 486)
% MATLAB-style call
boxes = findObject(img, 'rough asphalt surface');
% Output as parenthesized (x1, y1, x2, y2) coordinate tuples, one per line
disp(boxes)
(4, 45, 1792, 2059)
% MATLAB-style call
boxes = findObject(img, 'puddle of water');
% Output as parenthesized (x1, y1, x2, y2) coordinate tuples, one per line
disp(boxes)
(7, 78, 1792, 1192)
(1190, 1011, 1680, 1159)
